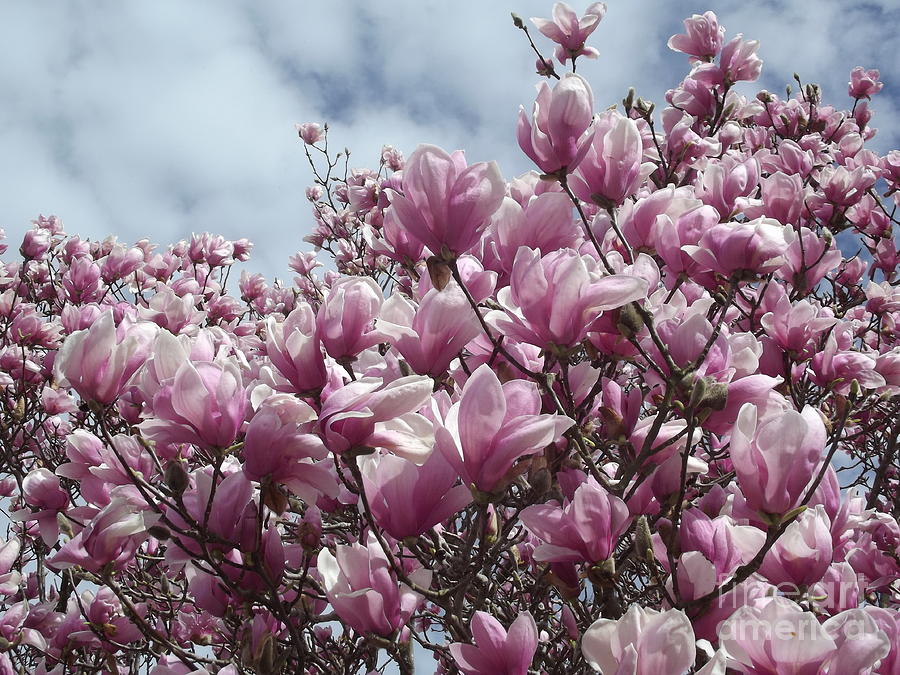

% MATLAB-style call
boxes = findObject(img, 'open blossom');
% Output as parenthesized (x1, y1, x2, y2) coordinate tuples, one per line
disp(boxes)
(265, 304, 328, 394)
(449, 611, 538, 675)
(378, 281, 481, 376)
(296, 122, 324, 144)
(362, 451, 472, 540)
(667, 11, 725, 61)
(730, 403, 826, 515)
(140, 358, 248, 450)
(521, 476, 631, 564)
(848, 66, 883, 99)
(55, 310, 157, 404)
(242, 395, 337, 504)
(436, 365, 574, 493)
(719, 597, 890, 674)
(491, 247, 648, 349)
(758, 505, 833, 587)
(386, 144, 505, 257)
(516, 73, 594, 174)
(318, 375, 434, 459)
(683, 218, 788, 279)
(317, 534, 431, 637)
(48, 493, 158, 572)
(530, 2, 607, 64)
(582, 605, 696, 674)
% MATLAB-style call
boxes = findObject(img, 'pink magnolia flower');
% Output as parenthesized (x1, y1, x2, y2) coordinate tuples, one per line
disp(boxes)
(683, 218, 788, 279)
(318, 375, 434, 460)
(435, 365, 574, 494)
(362, 451, 472, 540)
(516, 73, 595, 175)
(378, 281, 480, 376)
(758, 505, 833, 587)
(0, 539, 21, 596)
(386, 144, 505, 257)
(242, 395, 337, 504)
(570, 110, 653, 206)
(530, 2, 607, 64)
(668, 11, 726, 61)
(15, 468, 69, 545)
(582, 605, 696, 674)
(848, 66, 884, 99)
(317, 533, 430, 637)
(730, 403, 826, 515)
(491, 247, 648, 349)
(265, 304, 328, 394)
(810, 323, 886, 395)
(651, 509, 749, 582)
(296, 122, 324, 145)
(742, 171, 806, 225)
(19, 228, 51, 260)
(140, 358, 248, 450)
(0, 601, 47, 653)
(520, 476, 630, 564)
(317, 276, 385, 361)
(719, 597, 890, 674)
(694, 35, 763, 85)
(55, 310, 157, 405)
(481, 193, 581, 280)
(56, 431, 156, 508)
(449, 611, 538, 675)
(694, 155, 760, 220)
(862, 607, 899, 674)
(48, 493, 157, 572)
(760, 292, 836, 356)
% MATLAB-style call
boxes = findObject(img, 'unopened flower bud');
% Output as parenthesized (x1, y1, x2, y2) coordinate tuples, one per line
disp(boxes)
(164, 462, 189, 496)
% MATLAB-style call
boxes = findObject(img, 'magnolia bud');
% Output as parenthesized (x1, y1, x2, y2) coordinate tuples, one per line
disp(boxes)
(426, 256, 452, 291)
(616, 302, 644, 339)
(148, 525, 171, 541)
(164, 462, 189, 496)
(634, 515, 654, 563)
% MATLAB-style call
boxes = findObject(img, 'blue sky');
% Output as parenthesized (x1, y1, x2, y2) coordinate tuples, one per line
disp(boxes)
(1, 0, 898, 278)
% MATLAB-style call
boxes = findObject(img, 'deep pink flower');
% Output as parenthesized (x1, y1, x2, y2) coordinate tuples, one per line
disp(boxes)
(848, 66, 883, 99)
(140, 358, 248, 449)
(491, 247, 647, 349)
(317, 534, 430, 637)
(48, 494, 157, 572)
(378, 281, 481, 376)
(683, 218, 788, 279)
(521, 476, 631, 564)
(570, 110, 651, 206)
(318, 375, 434, 460)
(435, 364, 573, 493)
(266, 304, 328, 393)
(449, 611, 538, 675)
(317, 276, 385, 361)
(362, 451, 471, 540)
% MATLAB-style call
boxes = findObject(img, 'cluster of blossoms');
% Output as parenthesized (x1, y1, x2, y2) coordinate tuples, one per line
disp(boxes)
(0, 3, 899, 673)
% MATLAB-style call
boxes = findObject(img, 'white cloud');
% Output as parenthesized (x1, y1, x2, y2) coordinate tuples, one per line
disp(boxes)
(0, 0, 897, 278)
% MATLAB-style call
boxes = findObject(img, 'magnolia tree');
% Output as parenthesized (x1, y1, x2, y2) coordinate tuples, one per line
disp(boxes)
(0, 3, 898, 673)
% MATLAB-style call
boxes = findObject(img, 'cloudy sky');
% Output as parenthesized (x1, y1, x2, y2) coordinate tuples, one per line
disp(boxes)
(2, 0, 898, 277)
